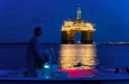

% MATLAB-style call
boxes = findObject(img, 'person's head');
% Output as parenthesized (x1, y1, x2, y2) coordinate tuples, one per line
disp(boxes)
(34, 27, 42, 37)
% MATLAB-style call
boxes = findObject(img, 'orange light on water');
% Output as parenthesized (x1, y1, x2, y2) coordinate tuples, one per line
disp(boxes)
(60, 44, 97, 70)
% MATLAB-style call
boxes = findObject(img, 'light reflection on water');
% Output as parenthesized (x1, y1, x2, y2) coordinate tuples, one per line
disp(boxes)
(59, 44, 97, 70)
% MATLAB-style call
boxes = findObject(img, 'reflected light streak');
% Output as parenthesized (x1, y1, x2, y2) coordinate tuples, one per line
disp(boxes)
(59, 44, 97, 70)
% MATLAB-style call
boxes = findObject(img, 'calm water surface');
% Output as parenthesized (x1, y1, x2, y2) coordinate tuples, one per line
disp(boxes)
(0, 44, 129, 70)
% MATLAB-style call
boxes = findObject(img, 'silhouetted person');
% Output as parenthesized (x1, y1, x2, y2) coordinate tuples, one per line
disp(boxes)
(125, 67, 129, 73)
(26, 27, 49, 77)
(115, 68, 119, 74)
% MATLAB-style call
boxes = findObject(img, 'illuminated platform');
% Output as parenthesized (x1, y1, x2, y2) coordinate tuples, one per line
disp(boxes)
(61, 6, 96, 44)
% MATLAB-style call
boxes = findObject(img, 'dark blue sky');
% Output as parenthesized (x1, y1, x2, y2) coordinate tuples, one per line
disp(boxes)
(0, 0, 129, 43)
